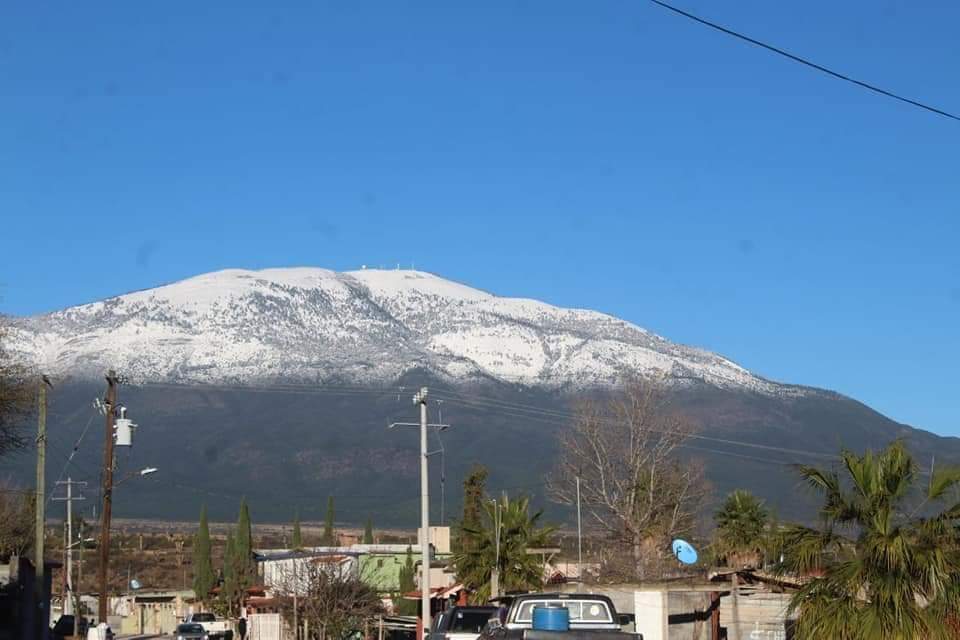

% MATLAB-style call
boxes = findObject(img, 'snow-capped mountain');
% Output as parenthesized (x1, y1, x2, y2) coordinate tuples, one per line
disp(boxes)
(10, 267, 786, 393)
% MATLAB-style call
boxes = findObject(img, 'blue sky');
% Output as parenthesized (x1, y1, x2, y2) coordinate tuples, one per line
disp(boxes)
(1, 1, 958, 435)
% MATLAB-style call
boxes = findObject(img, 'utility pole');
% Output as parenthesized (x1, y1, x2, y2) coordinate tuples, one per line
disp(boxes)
(293, 553, 299, 640)
(387, 390, 447, 640)
(77, 519, 84, 635)
(54, 478, 86, 615)
(490, 498, 501, 599)
(416, 388, 431, 639)
(34, 375, 52, 634)
(576, 476, 583, 585)
(98, 370, 119, 623)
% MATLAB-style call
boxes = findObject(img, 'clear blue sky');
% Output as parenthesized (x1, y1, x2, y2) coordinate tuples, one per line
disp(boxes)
(1, 1, 957, 435)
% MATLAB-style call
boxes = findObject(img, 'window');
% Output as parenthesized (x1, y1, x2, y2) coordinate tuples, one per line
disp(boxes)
(514, 600, 612, 623)
(450, 612, 494, 633)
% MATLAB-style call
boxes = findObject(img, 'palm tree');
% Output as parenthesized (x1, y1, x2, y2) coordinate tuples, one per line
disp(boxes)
(712, 490, 768, 569)
(780, 441, 960, 640)
(453, 494, 557, 602)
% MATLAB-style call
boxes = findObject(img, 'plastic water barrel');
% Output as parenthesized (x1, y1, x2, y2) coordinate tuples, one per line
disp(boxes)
(532, 605, 570, 631)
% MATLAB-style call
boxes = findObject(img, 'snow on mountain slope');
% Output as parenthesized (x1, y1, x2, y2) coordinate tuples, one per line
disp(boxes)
(9, 267, 787, 393)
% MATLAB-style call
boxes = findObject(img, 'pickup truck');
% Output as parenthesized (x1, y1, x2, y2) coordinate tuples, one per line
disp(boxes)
(429, 606, 499, 640)
(185, 612, 233, 640)
(478, 593, 641, 640)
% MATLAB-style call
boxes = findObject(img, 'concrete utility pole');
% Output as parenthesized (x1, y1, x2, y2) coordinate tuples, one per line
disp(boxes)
(416, 387, 431, 638)
(98, 370, 119, 623)
(77, 520, 85, 634)
(490, 498, 501, 599)
(387, 390, 450, 640)
(576, 476, 583, 585)
(54, 478, 86, 615)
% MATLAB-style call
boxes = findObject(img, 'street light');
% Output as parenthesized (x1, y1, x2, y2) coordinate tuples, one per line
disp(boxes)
(112, 467, 159, 488)
(67, 537, 95, 550)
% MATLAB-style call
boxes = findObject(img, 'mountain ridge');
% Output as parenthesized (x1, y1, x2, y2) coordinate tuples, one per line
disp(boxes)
(10, 266, 790, 395)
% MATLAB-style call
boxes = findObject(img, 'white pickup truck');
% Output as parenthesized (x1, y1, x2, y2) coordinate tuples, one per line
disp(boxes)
(185, 613, 234, 640)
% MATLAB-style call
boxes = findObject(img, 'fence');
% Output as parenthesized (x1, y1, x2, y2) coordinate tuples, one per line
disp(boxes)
(249, 612, 286, 640)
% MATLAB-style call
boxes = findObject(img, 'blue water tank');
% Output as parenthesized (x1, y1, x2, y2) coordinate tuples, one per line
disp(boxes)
(532, 606, 570, 631)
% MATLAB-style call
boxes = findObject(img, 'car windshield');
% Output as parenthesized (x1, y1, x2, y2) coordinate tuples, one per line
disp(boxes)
(178, 624, 205, 633)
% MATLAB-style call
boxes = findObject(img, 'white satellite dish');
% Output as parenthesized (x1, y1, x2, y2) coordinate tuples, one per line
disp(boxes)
(130, 579, 141, 590)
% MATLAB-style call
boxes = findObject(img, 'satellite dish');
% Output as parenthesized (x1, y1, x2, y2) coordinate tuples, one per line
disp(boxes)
(130, 579, 141, 590)
(671, 539, 698, 565)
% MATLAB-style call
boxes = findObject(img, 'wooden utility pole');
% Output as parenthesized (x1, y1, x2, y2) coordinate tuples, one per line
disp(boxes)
(98, 370, 119, 623)
(34, 379, 48, 580)
(34, 375, 52, 637)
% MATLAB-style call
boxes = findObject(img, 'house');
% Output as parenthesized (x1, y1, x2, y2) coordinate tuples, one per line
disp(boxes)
(0, 555, 60, 640)
(110, 589, 194, 636)
(709, 569, 798, 640)
(256, 549, 361, 595)
(254, 544, 454, 597)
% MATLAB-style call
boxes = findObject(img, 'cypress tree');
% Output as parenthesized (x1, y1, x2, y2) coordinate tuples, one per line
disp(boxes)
(236, 498, 254, 582)
(458, 464, 488, 552)
(291, 510, 303, 549)
(222, 529, 238, 615)
(192, 505, 215, 601)
(363, 517, 374, 544)
(396, 545, 418, 615)
(322, 496, 336, 546)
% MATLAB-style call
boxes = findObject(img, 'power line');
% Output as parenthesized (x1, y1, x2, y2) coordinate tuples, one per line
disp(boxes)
(431, 389, 839, 461)
(138, 378, 842, 462)
(46, 411, 99, 504)
(647, 0, 960, 122)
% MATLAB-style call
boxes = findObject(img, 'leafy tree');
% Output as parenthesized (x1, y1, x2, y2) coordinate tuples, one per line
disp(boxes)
(363, 517, 374, 544)
(712, 490, 769, 569)
(321, 496, 337, 546)
(456, 464, 488, 552)
(780, 441, 960, 640)
(0, 324, 34, 458)
(192, 505, 215, 601)
(396, 546, 418, 616)
(291, 510, 303, 549)
(454, 494, 557, 602)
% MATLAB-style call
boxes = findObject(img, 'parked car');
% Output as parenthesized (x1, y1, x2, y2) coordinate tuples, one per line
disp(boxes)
(429, 606, 499, 640)
(477, 593, 641, 640)
(52, 614, 89, 639)
(185, 612, 234, 640)
(176, 623, 210, 640)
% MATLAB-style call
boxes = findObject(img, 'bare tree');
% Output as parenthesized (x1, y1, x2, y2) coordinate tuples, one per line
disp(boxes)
(547, 381, 705, 580)
(272, 558, 383, 640)
(0, 322, 34, 458)
(0, 481, 34, 562)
